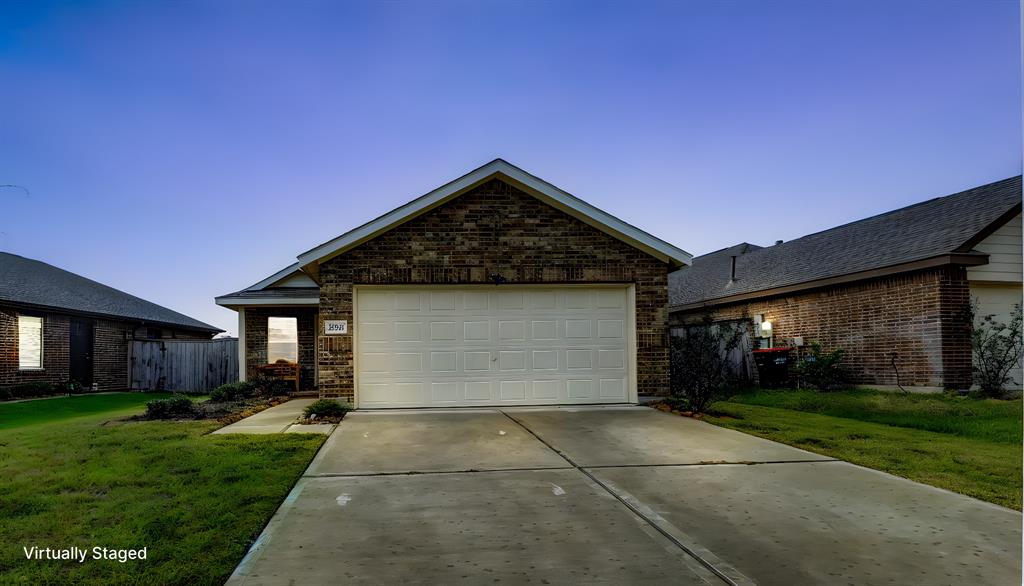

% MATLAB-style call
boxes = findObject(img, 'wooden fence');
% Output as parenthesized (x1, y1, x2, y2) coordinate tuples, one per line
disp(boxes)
(131, 338, 238, 392)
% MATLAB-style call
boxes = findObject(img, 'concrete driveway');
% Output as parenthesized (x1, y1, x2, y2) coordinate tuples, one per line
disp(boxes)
(227, 407, 1021, 586)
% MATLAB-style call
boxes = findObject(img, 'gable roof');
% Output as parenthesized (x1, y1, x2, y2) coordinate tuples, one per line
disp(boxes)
(0, 252, 222, 332)
(296, 159, 692, 271)
(214, 262, 320, 307)
(670, 175, 1022, 310)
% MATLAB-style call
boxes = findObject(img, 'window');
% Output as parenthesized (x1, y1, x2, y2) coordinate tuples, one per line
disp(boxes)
(267, 316, 298, 363)
(18, 315, 43, 370)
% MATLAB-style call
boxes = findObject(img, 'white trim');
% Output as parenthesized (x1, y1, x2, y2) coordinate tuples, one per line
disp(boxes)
(238, 308, 246, 382)
(351, 287, 360, 407)
(626, 283, 638, 404)
(245, 263, 304, 291)
(215, 297, 320, 307)
(297, 159, 693, 269)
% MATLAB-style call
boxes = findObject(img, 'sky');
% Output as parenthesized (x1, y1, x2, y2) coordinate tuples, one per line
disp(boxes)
(1, 0, 1020, 336)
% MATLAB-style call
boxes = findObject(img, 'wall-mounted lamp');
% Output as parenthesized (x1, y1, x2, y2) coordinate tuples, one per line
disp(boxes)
(760, 320, 773, 336)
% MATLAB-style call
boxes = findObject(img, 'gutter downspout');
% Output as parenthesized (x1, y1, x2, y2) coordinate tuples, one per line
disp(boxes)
(238, 308, 246, 382)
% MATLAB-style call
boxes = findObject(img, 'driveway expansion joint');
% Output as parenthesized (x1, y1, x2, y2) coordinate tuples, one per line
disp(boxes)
(498, 409, 754, 586)
(302, 465, 574, 478)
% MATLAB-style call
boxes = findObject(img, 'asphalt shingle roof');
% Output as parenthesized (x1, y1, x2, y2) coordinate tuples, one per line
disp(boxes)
(670, 176, 1022, 308)
(0, 252, 221, 332)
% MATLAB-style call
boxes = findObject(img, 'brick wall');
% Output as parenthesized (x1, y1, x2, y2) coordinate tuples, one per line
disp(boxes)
(2, 303, 213, 392)
(0, 307, 70, 387)
(670, 266, 973, 389)
(318, 178, 671, 401)
(93, 320, 131, 391)
(244, 307, 318, 390)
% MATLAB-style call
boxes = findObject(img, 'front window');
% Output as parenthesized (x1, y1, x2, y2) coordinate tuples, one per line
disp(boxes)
(18, 315, 43, 370)
(267, 316, 298, 363)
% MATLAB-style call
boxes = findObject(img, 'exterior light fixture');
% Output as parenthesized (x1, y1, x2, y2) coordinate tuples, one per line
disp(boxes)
(760, 320, 773, 336)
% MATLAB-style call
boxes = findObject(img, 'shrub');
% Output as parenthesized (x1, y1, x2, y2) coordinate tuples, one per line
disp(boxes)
(971, 302, 1023, 398)
(303, 399, 350, 420)
(145, 395, 197, 419)
(671, 316, 746, 413)
(251, 375, 292, 398)
(794, 343, 847, 391)
(2, 381, 60, 399)
(209, 381, 256, 403)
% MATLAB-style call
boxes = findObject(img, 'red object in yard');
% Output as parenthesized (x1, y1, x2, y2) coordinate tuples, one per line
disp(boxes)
(752, 347, 793, 388)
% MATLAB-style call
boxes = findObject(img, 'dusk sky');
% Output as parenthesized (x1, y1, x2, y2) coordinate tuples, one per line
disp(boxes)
(1, 1, 1020, 335)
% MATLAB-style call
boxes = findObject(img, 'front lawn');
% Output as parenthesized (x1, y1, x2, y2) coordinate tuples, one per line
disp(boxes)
(0, 395, 325, 585)
(0, 392, 178, 430)
(706, 389, 1022, 510)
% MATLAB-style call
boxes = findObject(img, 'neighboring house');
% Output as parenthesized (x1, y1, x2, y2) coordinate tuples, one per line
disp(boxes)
(216, 159, 691, 408)
(670, 176, 1023, 391)
(1, 252, 222, 391)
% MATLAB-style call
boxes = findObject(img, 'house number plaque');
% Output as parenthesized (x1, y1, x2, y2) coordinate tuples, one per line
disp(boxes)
(323, 320, 348, 335)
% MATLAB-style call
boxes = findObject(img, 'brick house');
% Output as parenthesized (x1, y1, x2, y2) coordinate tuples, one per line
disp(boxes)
(1, 252, 221, 392)
(670, 176, 1023, 391)
(216, 159, 691, 407)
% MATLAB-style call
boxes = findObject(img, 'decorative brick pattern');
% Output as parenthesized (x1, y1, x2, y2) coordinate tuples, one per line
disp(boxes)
(317, 178, 671, 401)
(244, 307, 318, 390)
(670, 267, 973, 389)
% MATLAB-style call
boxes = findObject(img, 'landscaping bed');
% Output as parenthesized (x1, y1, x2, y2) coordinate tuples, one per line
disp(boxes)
(697, 388, 1022, 510)
(0, 392, 325, 585)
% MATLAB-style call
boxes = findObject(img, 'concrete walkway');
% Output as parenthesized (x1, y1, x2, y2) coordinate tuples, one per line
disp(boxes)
(211, 399, 334, 435)
(227, 407, 1022, 586)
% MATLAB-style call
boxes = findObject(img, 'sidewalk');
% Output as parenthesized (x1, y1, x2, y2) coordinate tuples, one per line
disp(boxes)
(211, 399, 334, 435)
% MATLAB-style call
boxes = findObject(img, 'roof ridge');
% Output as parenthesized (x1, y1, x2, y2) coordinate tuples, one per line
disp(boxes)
(763, 175, 1021, 249)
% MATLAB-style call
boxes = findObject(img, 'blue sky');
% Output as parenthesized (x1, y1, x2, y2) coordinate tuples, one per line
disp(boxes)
(1, 1, 1020, 335)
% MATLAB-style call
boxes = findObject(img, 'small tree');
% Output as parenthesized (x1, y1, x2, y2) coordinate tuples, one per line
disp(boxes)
(793, 343, 846, 391)
(971, 301, 1023, 398)
(670, 316, 745, 413)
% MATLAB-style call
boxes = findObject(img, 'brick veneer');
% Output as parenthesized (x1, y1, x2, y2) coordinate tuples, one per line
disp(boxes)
(317, 178, 671, 401)
(2, 304, 214, 392)
(244, 307, 318, 390)
(670, 266, 973, 389)
(0, 307, 70, 387)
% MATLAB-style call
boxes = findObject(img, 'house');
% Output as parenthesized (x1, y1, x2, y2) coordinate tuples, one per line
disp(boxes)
(1, 252, 221, 391)
(670, 176, 1023, 391)
(216, 159, 691, 407)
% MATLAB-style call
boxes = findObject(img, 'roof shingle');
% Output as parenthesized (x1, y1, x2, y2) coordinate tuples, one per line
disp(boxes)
(670, 176, 1022, 308)
(0, 252, 221, 332)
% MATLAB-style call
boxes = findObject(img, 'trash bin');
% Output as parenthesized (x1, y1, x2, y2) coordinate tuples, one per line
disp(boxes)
(752, 347, 793, 388)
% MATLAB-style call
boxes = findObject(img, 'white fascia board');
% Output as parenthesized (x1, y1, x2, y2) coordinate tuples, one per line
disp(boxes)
(245, 262, 305, 291)
(215, 297, 320, 308)
(296, 159, 693, 268)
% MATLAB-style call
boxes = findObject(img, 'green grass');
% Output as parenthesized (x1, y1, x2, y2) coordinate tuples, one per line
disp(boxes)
(0, 392, 180, 430)
(705, 390, 1022, 510)
(723, 388, 1021, 443)
(0, 394, 325, 585)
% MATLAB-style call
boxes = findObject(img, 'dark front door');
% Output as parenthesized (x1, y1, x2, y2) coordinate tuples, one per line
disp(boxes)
(69, 319, 94, 386)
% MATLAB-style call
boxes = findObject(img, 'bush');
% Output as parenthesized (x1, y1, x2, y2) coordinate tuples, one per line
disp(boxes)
(209, 381, 256, 403)
(2, 381, 61, 399)
(251, 375, 292, 398)
(671, 316, 746, 413)
(145, 395, 197, 419)
(972, 302, 1023, 398)
(302, 399, 350, 420)
(794, 343, 847, 391)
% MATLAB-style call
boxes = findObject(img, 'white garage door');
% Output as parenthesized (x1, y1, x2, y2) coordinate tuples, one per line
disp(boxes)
(355, 286, 634, 408)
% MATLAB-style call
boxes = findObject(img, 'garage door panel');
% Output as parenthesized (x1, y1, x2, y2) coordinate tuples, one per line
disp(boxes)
(356, 287, 631, 408)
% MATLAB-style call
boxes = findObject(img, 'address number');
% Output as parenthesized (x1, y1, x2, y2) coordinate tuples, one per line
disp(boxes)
(324, 320, 348, 335)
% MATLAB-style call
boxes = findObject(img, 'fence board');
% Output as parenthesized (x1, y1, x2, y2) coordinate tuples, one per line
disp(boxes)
(131, 338, 238, 392)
